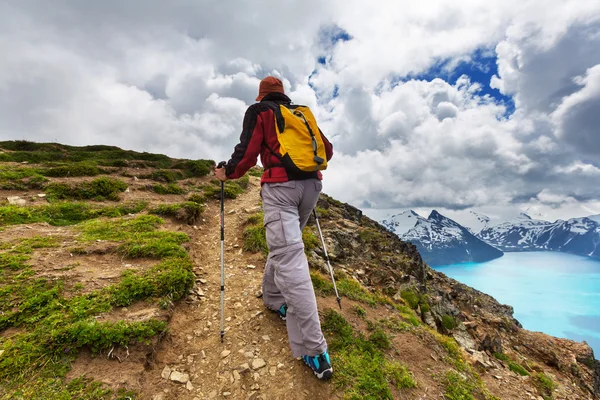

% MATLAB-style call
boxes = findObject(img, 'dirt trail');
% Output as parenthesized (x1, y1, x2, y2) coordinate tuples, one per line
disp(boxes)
(135, 176, 336, 400)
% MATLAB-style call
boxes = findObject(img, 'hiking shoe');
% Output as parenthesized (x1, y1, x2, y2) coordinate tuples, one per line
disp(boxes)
(302, 351, 333, 380)
(276, 304, 287, 321)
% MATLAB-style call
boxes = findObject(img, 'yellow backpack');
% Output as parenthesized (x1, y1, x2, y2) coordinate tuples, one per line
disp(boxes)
(271, 104, 328, 173)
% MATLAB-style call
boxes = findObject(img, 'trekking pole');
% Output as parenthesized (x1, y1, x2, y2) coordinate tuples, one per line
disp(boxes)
(313, 209, 342, 310)
(217, 161, 226, 343)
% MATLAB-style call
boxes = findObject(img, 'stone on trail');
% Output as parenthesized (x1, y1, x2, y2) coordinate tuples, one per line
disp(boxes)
(252, 358, 266, 370)
(169, 371, 190, 383)
(221, 350, 231, 358)
(161, 365, 171, 380)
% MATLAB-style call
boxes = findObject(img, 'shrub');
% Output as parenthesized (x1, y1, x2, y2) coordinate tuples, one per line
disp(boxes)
(42, 163, 102, 177)
(149, 202, 204, 225)
(141, 170, 183, 183)
(171, 159, 214, 177)
(152, 183, 185, 195)
(187, 193, 206, 204)
(400, 289, 420, 309)
(534, 373, 555, 400)
(442, 315, 457, 331)
(46, 177, 128, 201)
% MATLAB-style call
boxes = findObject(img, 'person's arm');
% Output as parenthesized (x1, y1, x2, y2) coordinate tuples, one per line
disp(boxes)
(222, 106, 264, 180)
(319, 128, 333, 161)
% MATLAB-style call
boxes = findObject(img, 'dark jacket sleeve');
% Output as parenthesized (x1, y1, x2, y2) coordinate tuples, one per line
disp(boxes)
(225, 106, 264, 179)
(319, 128, 334, 161)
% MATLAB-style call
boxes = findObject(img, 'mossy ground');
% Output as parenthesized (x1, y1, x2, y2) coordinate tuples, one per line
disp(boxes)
(0, 142, 212, 398)
(0, 214, 195, 399)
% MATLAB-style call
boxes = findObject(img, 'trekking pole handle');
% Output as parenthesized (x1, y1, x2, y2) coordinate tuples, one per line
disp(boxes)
(217, 161, 227, 168)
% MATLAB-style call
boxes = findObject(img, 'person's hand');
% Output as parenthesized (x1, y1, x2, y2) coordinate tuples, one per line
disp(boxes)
(214, 164, 228, 182)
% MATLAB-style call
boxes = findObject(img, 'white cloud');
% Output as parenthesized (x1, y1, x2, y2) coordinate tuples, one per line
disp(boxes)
(1, 0, 600, 221)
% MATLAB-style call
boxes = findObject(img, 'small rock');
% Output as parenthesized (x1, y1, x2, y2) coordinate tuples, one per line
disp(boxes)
(223, 392, 231, 397)
(37, 193, 46, 198)
(7, 196, 27, 206)
(233, 370, 241, 381)
(152, 395, 165, 400)
(269, 367, 276, 376)
(277, 363, 284, 369)
(493, 375, 503, 380)
(199, 279, 207, 284)
(169, 371, 190, 384)
(262, 335, 270, 342)
(197, 288, 205, 296)
(252, 358, 266, 370)
(251, 384, 260, 390)
(255, 290, 263, 298)
(221, 350, 231, 358)
(186, 381, 194, 391)
(161, 365, 172, 379)
(247, 264, 256, 269)
(201, 350, 206, 358)
(238, 363, 251, 373)
(244, 351, 254, 358)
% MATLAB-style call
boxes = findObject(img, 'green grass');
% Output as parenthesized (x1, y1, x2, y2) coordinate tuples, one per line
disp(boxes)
(302, 227, 319, 252)
(0, 167, 48, 190)
(171, 159, 214, 177)
(46, 177, 128, 201)
(0, 212, 195, 398)
(534, 372, 555, 400)
(152, 183, 185, 195)
(187, 193, 206, 204)
(493, 353, 530, 376)
(245, 211, 264, 226)
(248, 167, 263, 177)
(442, 315, 457, 330)
(149, 201, 204, 225)
(77, 215, 190, 259)
(354, 305, 367, 317)
(322, 309, 416, 399)
(42, 162, 103, 177)
(315, 206, 331, 219)
(203, 176, 249, 199)
(0, 202, 147, 227)
(243, 224, 268, 254)
(310, 271, 396, 309)
(109, 257, 195, 307)
(444, 370, 476, 400)
(400, 289, 420, 309)
(140, 170, 184, 183)
(0, 140, 173, 168)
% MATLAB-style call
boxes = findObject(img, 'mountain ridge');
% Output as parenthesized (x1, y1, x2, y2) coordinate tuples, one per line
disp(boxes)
(0, 140, 598, 399)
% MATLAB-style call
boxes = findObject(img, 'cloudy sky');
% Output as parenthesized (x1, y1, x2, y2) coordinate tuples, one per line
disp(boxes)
(1, 0, 600, 224)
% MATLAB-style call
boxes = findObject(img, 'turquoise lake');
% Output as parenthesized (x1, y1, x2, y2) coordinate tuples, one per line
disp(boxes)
(434, 251, 600, 358)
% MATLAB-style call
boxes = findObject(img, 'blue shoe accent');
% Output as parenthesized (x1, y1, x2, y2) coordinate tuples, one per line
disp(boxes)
(276, 304, 287, 321)
(302, 351, 333, 380)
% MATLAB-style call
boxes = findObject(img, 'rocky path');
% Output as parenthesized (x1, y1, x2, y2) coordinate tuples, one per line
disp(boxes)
(144, 176, 335, 400)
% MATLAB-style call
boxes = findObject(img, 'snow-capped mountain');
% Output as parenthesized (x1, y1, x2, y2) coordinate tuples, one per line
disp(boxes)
(401, 210, 503, 266)
(478, 216, 600, 257)
(460, 210, 491, 235)
(381, 210, 426, 236)
(588, 214, 600, 224)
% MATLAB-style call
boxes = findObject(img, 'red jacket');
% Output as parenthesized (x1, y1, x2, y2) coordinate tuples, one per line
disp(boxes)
(224, 93, 333, 184)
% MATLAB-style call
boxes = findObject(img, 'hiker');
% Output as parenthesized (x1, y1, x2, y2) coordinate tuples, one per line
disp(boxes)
(214, 76, 334, 380)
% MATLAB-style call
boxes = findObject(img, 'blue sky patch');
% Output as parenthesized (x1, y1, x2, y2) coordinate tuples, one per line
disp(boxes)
(403, 48, 515, 115)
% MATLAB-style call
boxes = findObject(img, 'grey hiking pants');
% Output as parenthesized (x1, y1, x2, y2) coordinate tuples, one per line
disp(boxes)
(261, 179, 327, 358)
